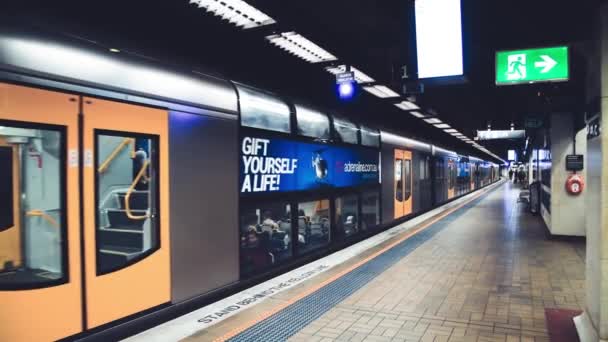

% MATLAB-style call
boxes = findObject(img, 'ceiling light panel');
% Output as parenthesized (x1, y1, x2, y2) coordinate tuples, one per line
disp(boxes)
(363, 85, 400, 98)
(434, 123, 451, 129)
(444, 128, 458, 133)
(266, 32, 338, 63)
(325, 65, 375, 83)
(394, 100, 419, 111)
(190, 0, 276, 29)
(424, 118, 442, 124)
(375, 85, 400, 97)
(410, 111, 426, 118)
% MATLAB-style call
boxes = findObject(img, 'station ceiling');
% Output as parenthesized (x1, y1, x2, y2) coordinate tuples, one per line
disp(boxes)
(1, 0, 599, 162)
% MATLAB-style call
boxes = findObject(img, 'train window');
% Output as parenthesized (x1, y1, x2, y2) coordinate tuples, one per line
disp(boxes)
(95, 132, 160, 275)
(404, 159, 412, 201)
(240, 203, 292, 277)
(395, 159, 403, 201)
(448, 161, 456, 189)
(420, 157, 431, 180)
(0, 147, 13, 231)
(360, 126, 380, 147)
(361, 190, 380, 230)
(333, 117, 359, 144)
(238, 85, 291, 134)
(0, 123, 67, 289)
(295, 105, 330, 140)
(297, 199, 331, 255)
(435, 159, 444, 179)
(336, 194, 359, 238)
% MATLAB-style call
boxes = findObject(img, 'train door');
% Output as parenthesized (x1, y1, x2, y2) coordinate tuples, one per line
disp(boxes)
(82, 97, 170, 328)
(1, 83, 172, 341)
(447, 159, 456, 199)
(394, 149, 413, 219)
(0, 84, 82, 341)
(470, 163, 475, 190)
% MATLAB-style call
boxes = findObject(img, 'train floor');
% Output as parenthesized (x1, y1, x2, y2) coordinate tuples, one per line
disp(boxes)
(128, 181, 586, 342)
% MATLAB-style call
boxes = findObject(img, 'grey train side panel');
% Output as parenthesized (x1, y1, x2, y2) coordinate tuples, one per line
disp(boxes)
(381, 144, 395, 224)
(169, 111, 239, 303)
(412, 152, 433, 212)
(433, 156, 449, 205)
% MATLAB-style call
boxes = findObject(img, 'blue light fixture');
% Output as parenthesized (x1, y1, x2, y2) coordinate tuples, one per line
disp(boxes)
(338, 81, 355, 100)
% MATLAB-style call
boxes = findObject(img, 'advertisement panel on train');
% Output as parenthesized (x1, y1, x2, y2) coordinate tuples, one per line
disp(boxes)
(240, 135, 379, 193)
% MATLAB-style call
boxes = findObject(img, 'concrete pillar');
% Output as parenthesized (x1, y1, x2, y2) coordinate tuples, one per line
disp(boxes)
(575, 2, 608, 341)
(546, 113, 587, 236)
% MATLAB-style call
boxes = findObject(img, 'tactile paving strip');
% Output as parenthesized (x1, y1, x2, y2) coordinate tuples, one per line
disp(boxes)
(227, 188, 496, 342)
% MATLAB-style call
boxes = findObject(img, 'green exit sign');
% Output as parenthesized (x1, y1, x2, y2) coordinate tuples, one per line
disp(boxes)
(496, 46, 569, 85)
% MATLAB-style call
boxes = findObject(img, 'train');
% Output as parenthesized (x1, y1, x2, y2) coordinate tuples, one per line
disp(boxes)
(0, 30, 499, 341)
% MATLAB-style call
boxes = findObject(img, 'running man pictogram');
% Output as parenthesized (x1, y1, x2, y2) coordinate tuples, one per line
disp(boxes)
(507, 54, 527, 80)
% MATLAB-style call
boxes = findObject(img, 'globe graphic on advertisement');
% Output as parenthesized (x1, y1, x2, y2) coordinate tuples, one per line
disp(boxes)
(312, 151, 328, 179)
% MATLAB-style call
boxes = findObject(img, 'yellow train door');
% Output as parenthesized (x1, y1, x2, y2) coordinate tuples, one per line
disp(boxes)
(402, 151, 413, 216)
(0, 84, 172, 340)
(82, 97, 171, 328)
(394, 150, 404, 218)
(470, 164, 475, 190)
(394, 149, 413, 219)
(0, 83, 82, 342)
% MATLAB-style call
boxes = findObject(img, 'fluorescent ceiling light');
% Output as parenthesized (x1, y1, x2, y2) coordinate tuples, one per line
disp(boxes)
(266, 32, 337, 63)
(394, 100, 419, 111)
(410, 111, 426, 118)
(434, 123, 451, 129)
(190, 0, 276, 29)
(444, 128, 458, 133)
(424, 118, 442, 124)
(363, 85, 400, 98)
(326, 65, 375, 83)
(466, 141, 475, 144)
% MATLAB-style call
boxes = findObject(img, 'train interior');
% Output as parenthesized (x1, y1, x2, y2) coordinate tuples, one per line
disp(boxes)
(0, 124, 63, 285)
(96, 134, 157, 274)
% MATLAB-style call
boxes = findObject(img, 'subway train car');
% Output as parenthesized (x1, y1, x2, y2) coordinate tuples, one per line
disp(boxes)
(380, 132, 434, 223)
(0, 31, 499, 342)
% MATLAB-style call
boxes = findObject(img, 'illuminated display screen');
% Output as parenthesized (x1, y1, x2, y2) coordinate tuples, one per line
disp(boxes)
(415, 0, 464, 79)
(508, 150, 517, 161)
(240, 135, 379, 194)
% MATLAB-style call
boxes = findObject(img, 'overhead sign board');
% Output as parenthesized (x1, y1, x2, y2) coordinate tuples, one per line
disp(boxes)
(335, 71, 355, 84)
(496, 46, 569, 85)
(240, 135, 379, 194)
(415, 0, 464, 79)
(508, 150, 517, 161)
(525, 117, 543, 129)
(477, 130, 525, 141)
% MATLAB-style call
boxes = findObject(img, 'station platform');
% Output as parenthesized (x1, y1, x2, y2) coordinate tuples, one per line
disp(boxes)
(128, 181, 585, 342)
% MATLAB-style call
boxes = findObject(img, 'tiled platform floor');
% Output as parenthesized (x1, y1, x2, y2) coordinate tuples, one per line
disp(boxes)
(189, 182, 585, 342)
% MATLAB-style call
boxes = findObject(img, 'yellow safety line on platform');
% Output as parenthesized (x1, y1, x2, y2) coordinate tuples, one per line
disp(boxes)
(213, 182, 500, 342)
